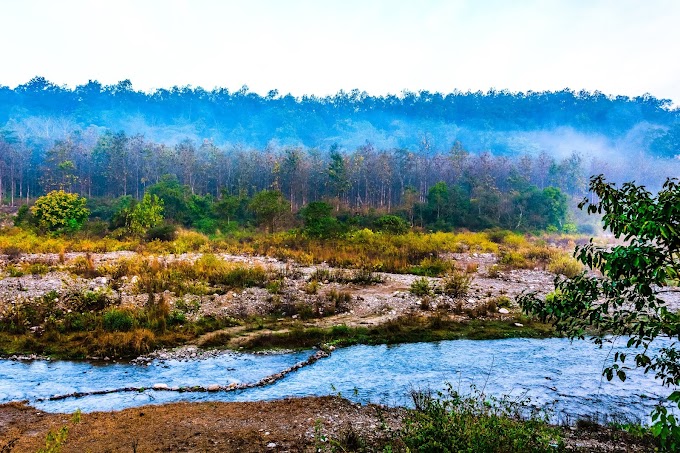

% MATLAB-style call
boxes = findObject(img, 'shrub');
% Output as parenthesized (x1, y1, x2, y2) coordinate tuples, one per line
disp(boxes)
(6, 264, 24, 277)
(74, 290, 111, 311)
(71, 254, 99, 278)
(398, 386, 564, 452)
(27, 262, 50, 275)
(374, 215, 409, 235)
(304, 280, 319, 294)
(103, 309, 134, 332)
(32, 190, 90, 234)
(410, 257, 453, 277)
(327, 289, 352, 314)
(410, 277, 433, 297)
(125, 193, 164, 236)
(3, 245, 23, 262)
(167, 310, 187, 326)
(197, 330, 232, 348)
(547, 254, 583, 278)
(146, 223, 177, 242)
(439, 271, 472, 299)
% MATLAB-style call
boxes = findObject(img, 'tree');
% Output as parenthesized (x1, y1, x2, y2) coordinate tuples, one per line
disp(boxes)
(147, 175, 190, 225)
(374, 215, 409, 235)
(215, 191, 240, 225)
(32, 190, 89, 234)
(299, 201, 342, 238)
(328, 146, 349, 209)
(125, 193, 164, 236)
(248, 190, 287, 233)
(427, 182, 449, 221)
(518, 175, 680, 449)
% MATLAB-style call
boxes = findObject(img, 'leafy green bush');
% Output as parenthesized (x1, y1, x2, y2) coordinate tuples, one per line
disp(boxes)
(32, 190, 90, 234)
(103, 309, 134, 332)
(145, 223, 177, 241)
(375, 215, 409, 235)
(410, 277, 433, 297)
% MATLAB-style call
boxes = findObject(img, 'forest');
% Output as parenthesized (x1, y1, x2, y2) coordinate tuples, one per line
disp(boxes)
(0, 77, 679, 236)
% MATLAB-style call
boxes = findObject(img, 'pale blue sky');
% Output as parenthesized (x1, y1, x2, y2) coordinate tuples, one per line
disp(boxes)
(1, 0, 678, 101)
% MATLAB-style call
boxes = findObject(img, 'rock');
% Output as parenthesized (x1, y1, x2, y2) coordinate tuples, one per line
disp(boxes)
(207, 384, 221, 392)
(498, 308, 509, 314)
(267, 442, 277, 448)
(152, 383, 169, 390)
(514, 322, 524, 327)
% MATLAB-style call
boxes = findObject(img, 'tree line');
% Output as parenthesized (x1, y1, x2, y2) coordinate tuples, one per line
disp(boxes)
(4, 131, 584, 235)
(1, 76, 679, 155)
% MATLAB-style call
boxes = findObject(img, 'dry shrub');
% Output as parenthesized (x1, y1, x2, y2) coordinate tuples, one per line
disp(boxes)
(71, 254, 100, 278)
(547, 254, 583, 278)
(465, 262, 478, 274)
(440, 271, 472, 299)
(87, 328, 155, 356)
(3, 245, 22, 263)
(326, 290, 352, 315)
(197, 330, 232, 348)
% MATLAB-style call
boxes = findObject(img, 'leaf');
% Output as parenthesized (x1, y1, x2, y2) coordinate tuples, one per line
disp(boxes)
(616, 369, 626, 382)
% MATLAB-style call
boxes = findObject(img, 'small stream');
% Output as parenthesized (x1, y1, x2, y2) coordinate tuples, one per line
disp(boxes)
(0, 337, 675, 423)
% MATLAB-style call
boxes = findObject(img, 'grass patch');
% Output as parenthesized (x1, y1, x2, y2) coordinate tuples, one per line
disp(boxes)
(237, 316, 554, 351)
(393, 385, 564, 452)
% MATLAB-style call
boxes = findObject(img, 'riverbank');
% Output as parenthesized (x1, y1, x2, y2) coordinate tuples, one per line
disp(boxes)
(0, 246, 568, 360)
(0, 396, 656, 452)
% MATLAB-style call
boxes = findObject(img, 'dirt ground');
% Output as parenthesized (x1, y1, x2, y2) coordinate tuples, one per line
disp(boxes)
(0, 397, 403, 452)
(0, 397, 655, 453)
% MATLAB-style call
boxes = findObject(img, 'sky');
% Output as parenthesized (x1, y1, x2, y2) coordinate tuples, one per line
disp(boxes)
(1, 0, 679, 102)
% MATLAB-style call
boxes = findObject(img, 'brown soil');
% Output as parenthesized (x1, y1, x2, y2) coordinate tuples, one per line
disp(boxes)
(0, 397, 403, 452)
(0, 397, 655, 453)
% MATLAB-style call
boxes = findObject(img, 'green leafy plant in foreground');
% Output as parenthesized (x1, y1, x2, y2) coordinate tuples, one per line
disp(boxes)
(519, 175, 680, 451)
(396, 385, 563, 452)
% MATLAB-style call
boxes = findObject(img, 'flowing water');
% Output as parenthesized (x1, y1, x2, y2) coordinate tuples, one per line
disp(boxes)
(0, 337, 674, 423)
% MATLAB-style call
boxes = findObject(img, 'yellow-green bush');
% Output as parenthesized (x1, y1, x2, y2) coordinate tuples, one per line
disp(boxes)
(547, 254, 583, 278)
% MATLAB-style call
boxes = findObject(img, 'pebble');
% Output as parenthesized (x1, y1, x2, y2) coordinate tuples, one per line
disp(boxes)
(152, 383, 169, 390)
(498, 308, 509, 314)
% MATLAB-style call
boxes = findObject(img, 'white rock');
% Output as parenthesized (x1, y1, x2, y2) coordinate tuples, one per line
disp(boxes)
(498, 308, 510, 314)
(267, 442, 277, 448)
(152, 383, 169, 390)
(207, 384, 221, 391)
(514, 322, 524, 327)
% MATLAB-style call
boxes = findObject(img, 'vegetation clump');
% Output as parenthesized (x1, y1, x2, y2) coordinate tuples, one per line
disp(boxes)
(520, 176, 680, 451)
(396, 386, 564, 452)
(32, 190, 90, 235)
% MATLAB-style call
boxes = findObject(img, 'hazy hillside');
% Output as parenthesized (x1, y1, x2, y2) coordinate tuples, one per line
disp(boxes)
(1, 77, 679, 157)
(0, 77, 678, 220)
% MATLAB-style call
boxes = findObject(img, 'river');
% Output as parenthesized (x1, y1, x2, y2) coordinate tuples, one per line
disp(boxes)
(0, 337, 674, 423)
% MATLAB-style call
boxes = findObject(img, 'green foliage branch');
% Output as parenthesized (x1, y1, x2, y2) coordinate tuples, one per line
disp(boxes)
(518, 175, 680, 450)
(125, 193, 164, 236)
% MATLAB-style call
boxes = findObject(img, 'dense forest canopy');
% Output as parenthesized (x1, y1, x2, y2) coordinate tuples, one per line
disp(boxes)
(0, 76, 678, 234)
(1, 76, 679, 154)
